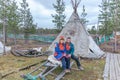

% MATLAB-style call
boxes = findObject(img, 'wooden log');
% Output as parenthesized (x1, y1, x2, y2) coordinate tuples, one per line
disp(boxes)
(2, 71, 15, 78)
(19, 62, 39, 71)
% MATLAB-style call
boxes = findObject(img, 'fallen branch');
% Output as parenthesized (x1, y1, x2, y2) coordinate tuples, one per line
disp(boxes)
(2, 71, 15, 78)
(19, 62, 39, 71)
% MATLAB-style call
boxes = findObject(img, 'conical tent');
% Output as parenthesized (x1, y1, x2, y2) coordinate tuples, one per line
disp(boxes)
(48, 0, 104, 59)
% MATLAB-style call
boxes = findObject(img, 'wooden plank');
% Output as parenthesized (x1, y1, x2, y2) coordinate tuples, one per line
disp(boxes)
(110, 54, 116, 80)
(113, 54, 119, 80)
(103, 53, 110, 80)
(103, 53, 120, 80)
(116, 54, 120, 79)
(109, 54, 113, 80)
(55, 62, 74, 80)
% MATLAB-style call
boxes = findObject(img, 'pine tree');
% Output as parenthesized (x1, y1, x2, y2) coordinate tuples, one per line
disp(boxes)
(109, 0, 120, 52)
(109, 0, 120, 30)
(0, 0, 11, 53)
(52, 0, 66, 30)
(88, 26, 97, 34)
(0, 0, 20, 44)
(20, 0, 36, 43)
(98, 0, 112, 36)
(80, 5, 89, 27)
(0, 0, 11, 43)
(7, 0, 20, 45)
(99, 0, 120, 51)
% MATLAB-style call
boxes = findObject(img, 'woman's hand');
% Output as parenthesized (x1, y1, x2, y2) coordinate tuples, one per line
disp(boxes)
(66, 54, 71, 58)
(63, 53, 66, 56)
(54, 44, 57, 47)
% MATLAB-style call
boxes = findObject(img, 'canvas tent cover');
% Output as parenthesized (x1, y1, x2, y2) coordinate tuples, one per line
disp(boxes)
(48, 1, 104, 59)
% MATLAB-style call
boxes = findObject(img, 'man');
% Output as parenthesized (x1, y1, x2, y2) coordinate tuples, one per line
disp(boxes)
(65, 37, 84, 70)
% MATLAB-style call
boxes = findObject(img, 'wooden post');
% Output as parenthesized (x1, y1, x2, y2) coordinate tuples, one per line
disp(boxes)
(96, 19, 99, 45)
(114, 31, 117, 52)
(71, 0, 81, 13)
(114, 0, 119, 52)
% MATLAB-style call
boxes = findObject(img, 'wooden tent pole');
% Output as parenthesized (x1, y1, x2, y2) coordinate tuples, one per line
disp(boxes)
(71, 0, 81, 13)
(76, 0, 81, 8)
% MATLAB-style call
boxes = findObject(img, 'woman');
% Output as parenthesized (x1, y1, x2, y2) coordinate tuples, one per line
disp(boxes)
(54, 36, 70, 73)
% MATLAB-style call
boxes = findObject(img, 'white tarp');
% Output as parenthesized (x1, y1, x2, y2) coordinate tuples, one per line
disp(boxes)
(48, 55, 62, 67)
(0, 41, 11, 55)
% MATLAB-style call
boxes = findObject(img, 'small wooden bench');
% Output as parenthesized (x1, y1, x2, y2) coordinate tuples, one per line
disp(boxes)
(103, 53, 120, 80)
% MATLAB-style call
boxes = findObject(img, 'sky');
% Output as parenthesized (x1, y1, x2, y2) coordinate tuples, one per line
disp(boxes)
(17, 0, 102, 29)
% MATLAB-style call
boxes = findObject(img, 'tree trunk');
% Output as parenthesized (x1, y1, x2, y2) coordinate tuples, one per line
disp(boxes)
(5, 30, 7, 44)
(24, 33, 29, 44)
(14, 32, 17, 49)
(3, 20, 6, 54)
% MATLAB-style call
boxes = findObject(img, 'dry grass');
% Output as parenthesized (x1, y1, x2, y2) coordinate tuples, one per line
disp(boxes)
(0, 53, 47, 80)
(0, 53, 105, 80)
(0, 39, 105, 80)
(63, 59, 105, 80)
(0, 55, 105, 80)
